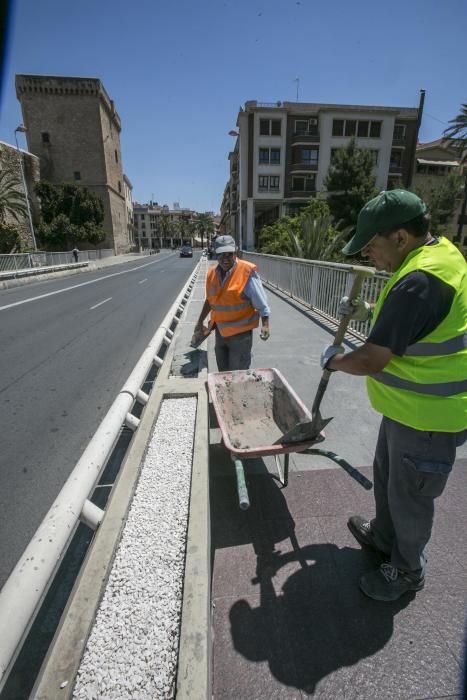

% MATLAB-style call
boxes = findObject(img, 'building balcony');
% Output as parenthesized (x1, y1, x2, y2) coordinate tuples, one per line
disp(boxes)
(291, 132, 320, 145)
(290, 162, 319, 172)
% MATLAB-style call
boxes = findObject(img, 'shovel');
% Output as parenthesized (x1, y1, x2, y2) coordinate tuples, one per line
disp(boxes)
(276, 265, 376, 445)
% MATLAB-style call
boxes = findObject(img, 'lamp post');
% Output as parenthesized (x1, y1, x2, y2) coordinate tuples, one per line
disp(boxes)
(14, 124, 37, 251)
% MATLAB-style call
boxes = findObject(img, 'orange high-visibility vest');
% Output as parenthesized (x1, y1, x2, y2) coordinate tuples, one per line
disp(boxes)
(206, 260, 260, 337)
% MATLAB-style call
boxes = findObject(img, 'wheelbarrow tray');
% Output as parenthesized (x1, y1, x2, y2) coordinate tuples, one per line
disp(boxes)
(207, 368, 324, 458)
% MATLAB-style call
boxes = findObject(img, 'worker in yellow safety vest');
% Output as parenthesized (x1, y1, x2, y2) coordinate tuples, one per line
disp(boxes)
(194, 235, 270, 371)
(321, 189, 467, 602)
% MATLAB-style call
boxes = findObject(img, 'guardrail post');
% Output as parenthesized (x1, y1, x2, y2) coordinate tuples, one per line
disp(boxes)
(125, 413, 140, 431)
(80, 499, 104, 531)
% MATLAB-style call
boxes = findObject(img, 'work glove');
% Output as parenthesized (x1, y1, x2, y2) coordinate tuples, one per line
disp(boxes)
(320, 344, 344, 370)
(260, 327, 270, 341)
(338, 296, 371, 322)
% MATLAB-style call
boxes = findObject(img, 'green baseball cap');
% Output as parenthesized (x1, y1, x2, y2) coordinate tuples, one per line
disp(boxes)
(342, 189, 427, 255)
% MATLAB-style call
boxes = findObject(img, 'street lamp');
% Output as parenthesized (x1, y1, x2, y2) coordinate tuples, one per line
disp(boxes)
(14, 124, 37, 251)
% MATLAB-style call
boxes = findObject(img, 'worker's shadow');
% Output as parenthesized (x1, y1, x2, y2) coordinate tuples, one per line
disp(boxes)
(210, 455, 413, 696)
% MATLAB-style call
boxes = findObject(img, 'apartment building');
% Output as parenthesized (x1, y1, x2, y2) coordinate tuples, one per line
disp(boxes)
(122, 175, 135, 248)
(221, 99, 421, 250)
(133, 202, 196, 250)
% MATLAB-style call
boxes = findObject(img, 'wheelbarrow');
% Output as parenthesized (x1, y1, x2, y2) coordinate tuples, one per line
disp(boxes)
(207, 368, 372, 510)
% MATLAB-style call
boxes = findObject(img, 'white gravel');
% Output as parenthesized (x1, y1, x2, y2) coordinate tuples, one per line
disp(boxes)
(73, 396, 197, 700)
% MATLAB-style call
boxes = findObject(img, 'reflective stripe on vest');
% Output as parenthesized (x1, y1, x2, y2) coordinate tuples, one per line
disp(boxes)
(370, 371, 467, 397)
(206, 259, 260, 337)
(404, 332, 467, 357)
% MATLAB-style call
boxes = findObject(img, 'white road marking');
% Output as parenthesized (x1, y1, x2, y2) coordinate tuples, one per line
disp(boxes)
(138, 278, 148, 284)
(0, 255, 175, 313)
(89, 297, 112, 310)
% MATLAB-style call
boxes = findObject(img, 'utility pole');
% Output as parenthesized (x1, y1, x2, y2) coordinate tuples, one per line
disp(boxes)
(407, 89, 425, 189)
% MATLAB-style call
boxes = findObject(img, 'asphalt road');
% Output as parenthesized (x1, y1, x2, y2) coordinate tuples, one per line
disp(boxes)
(0, 251, 199, 589)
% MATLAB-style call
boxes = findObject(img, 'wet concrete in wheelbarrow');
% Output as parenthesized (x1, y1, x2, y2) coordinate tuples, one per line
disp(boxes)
(212, 371, 303, 450)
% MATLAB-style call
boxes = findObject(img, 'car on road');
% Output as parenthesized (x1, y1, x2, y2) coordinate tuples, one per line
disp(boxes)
(180, 245, 193, 258)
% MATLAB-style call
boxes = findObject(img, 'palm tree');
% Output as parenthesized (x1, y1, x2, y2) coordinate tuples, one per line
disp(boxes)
(0, 168, 27, 223)
(444, 103, 467, 243)
(193, 212, 214, 249)
(285, 212, 351, 261)
(443, 103, 467, 163)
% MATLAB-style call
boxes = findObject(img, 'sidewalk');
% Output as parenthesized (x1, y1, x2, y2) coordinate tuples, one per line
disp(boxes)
(208, 284, 467, 699)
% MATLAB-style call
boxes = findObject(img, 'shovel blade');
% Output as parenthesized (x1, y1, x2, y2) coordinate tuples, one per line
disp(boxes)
(275, 413, 333, 445)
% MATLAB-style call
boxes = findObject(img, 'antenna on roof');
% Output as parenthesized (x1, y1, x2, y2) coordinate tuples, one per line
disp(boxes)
(293, 77, 300, 102)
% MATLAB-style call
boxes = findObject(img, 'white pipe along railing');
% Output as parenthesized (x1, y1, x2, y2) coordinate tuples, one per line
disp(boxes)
(244, 251, 389, 340)
(0, 263, 200, 686)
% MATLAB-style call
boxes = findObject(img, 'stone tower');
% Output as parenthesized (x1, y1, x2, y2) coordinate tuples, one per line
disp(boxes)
(15, 74, 130, 253)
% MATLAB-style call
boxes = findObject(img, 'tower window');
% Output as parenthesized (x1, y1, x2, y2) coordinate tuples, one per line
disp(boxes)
(115, 150, 118, 163)
(74, 171, 81, 181)
(41, 132, 50, 143)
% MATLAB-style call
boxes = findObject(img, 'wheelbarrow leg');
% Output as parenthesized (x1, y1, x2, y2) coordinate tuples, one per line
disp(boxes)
(231, 455, 250, 510)
(274, 452, 289, 487)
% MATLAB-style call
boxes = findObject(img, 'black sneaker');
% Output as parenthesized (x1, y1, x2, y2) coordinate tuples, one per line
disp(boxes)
(347, 515, 388, 557)
(359, 563, 425, 602)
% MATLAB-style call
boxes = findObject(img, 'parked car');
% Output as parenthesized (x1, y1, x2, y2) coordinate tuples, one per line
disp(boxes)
(180, 245, 193, 258)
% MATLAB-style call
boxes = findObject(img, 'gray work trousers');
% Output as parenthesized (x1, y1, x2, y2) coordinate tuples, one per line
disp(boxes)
(370, 416, 466, 577)
(214, 329, 253, 371)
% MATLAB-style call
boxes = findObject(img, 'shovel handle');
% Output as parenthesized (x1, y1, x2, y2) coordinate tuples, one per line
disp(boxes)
(312, 267, 375, 416)
(302, 448, 373, 490)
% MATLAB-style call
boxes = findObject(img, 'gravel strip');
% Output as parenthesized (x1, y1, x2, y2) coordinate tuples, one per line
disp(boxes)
(73, 396, 197, 700)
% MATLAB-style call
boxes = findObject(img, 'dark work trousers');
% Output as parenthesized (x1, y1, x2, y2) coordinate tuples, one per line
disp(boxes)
(214, 329, 253, 371)
(370, 416, 466, 577)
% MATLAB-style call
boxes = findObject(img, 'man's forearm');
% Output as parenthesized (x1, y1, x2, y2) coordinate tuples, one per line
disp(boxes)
(195, 299, 211, 328)
(328, 342, 392, 376)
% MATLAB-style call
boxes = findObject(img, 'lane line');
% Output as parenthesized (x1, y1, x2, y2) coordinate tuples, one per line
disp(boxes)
(89, 297, 112, 310)
(0, 255, 177, 313)
(138, 278, 148, 285)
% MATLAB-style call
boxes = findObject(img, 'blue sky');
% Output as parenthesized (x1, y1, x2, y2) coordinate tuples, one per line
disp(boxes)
(1, 0, 466, 213)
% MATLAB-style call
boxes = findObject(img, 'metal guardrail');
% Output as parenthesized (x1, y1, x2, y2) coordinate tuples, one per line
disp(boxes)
(0, 263, 200, 687)
(244, 252, 389, 340)
(0, 249, 114, 272)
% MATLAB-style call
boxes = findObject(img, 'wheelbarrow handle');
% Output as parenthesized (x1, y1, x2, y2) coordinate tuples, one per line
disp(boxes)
(302, 448, 373, 490)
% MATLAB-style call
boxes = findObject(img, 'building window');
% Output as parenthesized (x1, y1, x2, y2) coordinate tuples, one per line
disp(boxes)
(302, 148, 319, 166)
(357, 121, 369, 137)
(345, 120, 357, 137)
(115, 150, 119, 163)
(259, 118, 281, 136)
(258, 175, 269, 191)
(333, 119, 382, 139)
(393, 124, 406, 140)
(270, 148, 280, 164)
(258, 175, 280, 191)
(269, 175, 280, 190)
(390, 150, 403, 169)
(118, 180, 122, 193)
(258, 147, 281, 164)
(295, 120, 308, 135)
(292, 175, 316, 192)
(41, 132, 50, 144)
(294, 118, 319, 135)
(74, 171, 81, 181)
(332, 120, 344, 137)
(368, 150, 379, 166)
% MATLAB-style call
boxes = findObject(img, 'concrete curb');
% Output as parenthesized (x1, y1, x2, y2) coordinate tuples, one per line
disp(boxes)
(32, 269, 211, 700)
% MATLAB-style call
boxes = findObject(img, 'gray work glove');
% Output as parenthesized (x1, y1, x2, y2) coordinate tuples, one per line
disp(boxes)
(338, 295, 371, 322)
(320, 344, 344, 370)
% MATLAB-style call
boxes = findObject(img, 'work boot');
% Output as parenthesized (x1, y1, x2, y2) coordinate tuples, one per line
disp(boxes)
(347, 515, 388, 557)
(359, 563, 425, 602)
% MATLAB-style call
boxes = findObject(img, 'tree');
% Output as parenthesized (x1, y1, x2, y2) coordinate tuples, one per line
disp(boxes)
(0, 223, 21, 254)
(259, 217, 298, 256)
(34, 181, 105, 248)
(443, 102, 467, 244)
(0, 167, 27, 224)
(324, 138, 378, 228)
(193, 212, 215, 248)
(286, 212, 350, 262)
(415, 172, 463, 237)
